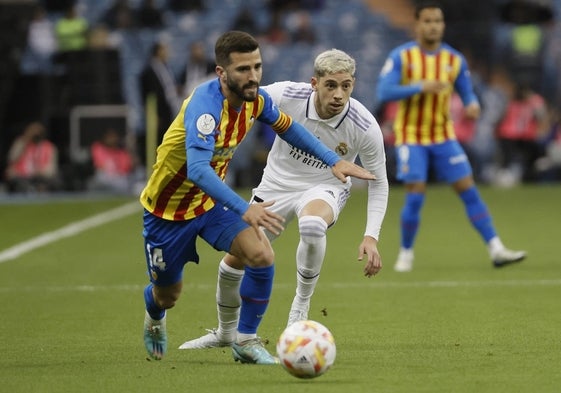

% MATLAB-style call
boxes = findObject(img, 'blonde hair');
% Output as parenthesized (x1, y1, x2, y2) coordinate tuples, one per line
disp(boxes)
(313, 49, 356, 78)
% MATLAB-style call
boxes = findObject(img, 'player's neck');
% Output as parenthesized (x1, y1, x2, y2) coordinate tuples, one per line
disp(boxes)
(226, 97, 243, 110)
(417, 39, 440, 53)
(221, 85, 244, 109)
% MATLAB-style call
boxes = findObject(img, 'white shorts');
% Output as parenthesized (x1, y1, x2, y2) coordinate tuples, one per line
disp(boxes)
(250, 183, 351, 241)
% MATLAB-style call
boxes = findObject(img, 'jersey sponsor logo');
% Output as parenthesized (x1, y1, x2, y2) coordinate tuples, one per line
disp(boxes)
(288, 145, 329, 169)
(196, 114, 215, 135)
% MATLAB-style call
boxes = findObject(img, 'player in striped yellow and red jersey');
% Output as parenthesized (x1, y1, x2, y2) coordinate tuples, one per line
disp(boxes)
(390, 42, 469, 146)
(376, 1, 526, 273)
(140, 78, 294, 221)
(139, 31, 375, 363)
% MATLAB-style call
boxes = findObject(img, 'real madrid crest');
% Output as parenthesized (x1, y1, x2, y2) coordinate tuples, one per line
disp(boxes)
(335, 142, 348, 156)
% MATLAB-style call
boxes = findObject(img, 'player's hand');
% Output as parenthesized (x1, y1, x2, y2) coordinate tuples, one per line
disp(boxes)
(331, 161, 376, 183)
(357, 236, 382, 278)
(464, 102, 480, 120)
(421, 80, 449, 94)
(241, 201, 285, 239)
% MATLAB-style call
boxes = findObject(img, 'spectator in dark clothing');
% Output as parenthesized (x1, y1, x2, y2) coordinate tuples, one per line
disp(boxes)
(179, 41, 215, 97)
(139, 42, 181, 166)
(231, 7, 260, 35)
(103, 0, 137, 30)
(168, 0, 204, 12)
(137, 0, 164, 29)
(290, 11, 317, 45)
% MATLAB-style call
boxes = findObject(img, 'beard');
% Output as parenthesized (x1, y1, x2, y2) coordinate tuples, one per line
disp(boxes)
(226, 78, 259, 102)
(424, 30, 443, 45)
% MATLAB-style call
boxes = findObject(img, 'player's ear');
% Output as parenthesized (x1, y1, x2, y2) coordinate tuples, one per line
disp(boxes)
(311, 77, 318, 90)
(216, 66, 226, 80)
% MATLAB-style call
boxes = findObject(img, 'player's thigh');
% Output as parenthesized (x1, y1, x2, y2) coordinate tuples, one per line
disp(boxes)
(296, 184, 350, 225)
(251, 187, 298, 220)
(251, 187, 299, 241)
(143, 210, 200, 287)
(431, 140, 473, 183)
(228, 226, 275, 268)
(198, 203, 249, 254)
(198, 203, 273, 267)
(395, 144, 429, 183)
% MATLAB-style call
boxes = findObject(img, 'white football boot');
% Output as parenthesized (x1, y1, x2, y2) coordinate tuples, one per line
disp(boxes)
(394, 248, 414, 272)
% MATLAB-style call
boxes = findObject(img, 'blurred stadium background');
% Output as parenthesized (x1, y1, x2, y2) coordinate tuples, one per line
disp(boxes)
(1, 0, 560, 197)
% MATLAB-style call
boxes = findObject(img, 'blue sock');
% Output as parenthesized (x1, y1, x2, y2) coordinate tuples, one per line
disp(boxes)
(459, 186, 497, 242)
(144, 284, 165, 320)
(238, 265, 274, 334)
(401, 192, 425, 249)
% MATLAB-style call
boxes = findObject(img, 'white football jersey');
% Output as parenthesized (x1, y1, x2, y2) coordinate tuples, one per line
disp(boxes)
(259, 81, 389, 239)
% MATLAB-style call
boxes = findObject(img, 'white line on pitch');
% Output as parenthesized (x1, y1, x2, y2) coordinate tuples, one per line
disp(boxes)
(1, 279, 560, 293)
(0, 201, 140, 264)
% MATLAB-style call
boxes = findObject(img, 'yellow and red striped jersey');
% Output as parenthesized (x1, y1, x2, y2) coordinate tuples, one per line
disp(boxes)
(377, 41, 478, 146)
(140, 78, 292, 221)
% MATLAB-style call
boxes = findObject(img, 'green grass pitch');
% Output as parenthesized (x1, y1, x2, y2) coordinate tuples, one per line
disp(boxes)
(0, 184, 560, 393)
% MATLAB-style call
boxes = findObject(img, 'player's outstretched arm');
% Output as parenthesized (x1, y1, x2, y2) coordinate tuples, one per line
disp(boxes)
(331, 160, 376, 183)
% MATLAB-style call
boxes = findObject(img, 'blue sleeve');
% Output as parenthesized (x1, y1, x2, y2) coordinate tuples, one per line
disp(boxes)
(257, 88, 340, 167)
(184, 94, 221, 153)
(186, 146, 249, 216)
(376, 50, 423, 103)
(278, 121, 340, 167)
(454, 56, 479, 106)
(255, 87, 281, 125)
(183, 85, 249, 216)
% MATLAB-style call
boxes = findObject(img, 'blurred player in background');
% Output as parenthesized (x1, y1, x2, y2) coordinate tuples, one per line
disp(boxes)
(139, 31, 375, 363)
(376, 1, 526, 272)
(180, 49, 388, 349)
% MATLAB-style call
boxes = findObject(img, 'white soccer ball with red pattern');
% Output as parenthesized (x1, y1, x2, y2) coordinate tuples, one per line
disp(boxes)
(276, 320, 336, 379)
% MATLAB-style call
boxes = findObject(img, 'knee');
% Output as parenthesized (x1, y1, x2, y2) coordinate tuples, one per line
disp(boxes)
(224, 253, 245, 270)
(244, 245, 275, 268)
(298, 216, 327, 245)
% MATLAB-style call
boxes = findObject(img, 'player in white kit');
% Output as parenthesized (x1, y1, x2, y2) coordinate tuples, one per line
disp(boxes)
(179, 49, 389, 353)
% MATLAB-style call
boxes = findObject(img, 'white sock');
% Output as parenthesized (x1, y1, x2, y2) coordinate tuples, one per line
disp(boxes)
(398, 247, 414, 258)
(293, 216, 327, 308)
(144, 310, 166, 326)
(487, 236, 504, 256)
(216, 259, 244, 343)
(236, 332, 257, 343)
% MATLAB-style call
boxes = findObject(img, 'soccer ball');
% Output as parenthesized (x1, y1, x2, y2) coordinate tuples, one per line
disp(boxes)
(276, 320, 336, 379)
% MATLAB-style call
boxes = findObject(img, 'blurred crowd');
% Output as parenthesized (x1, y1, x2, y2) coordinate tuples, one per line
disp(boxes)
(1, 0, 560, 197)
